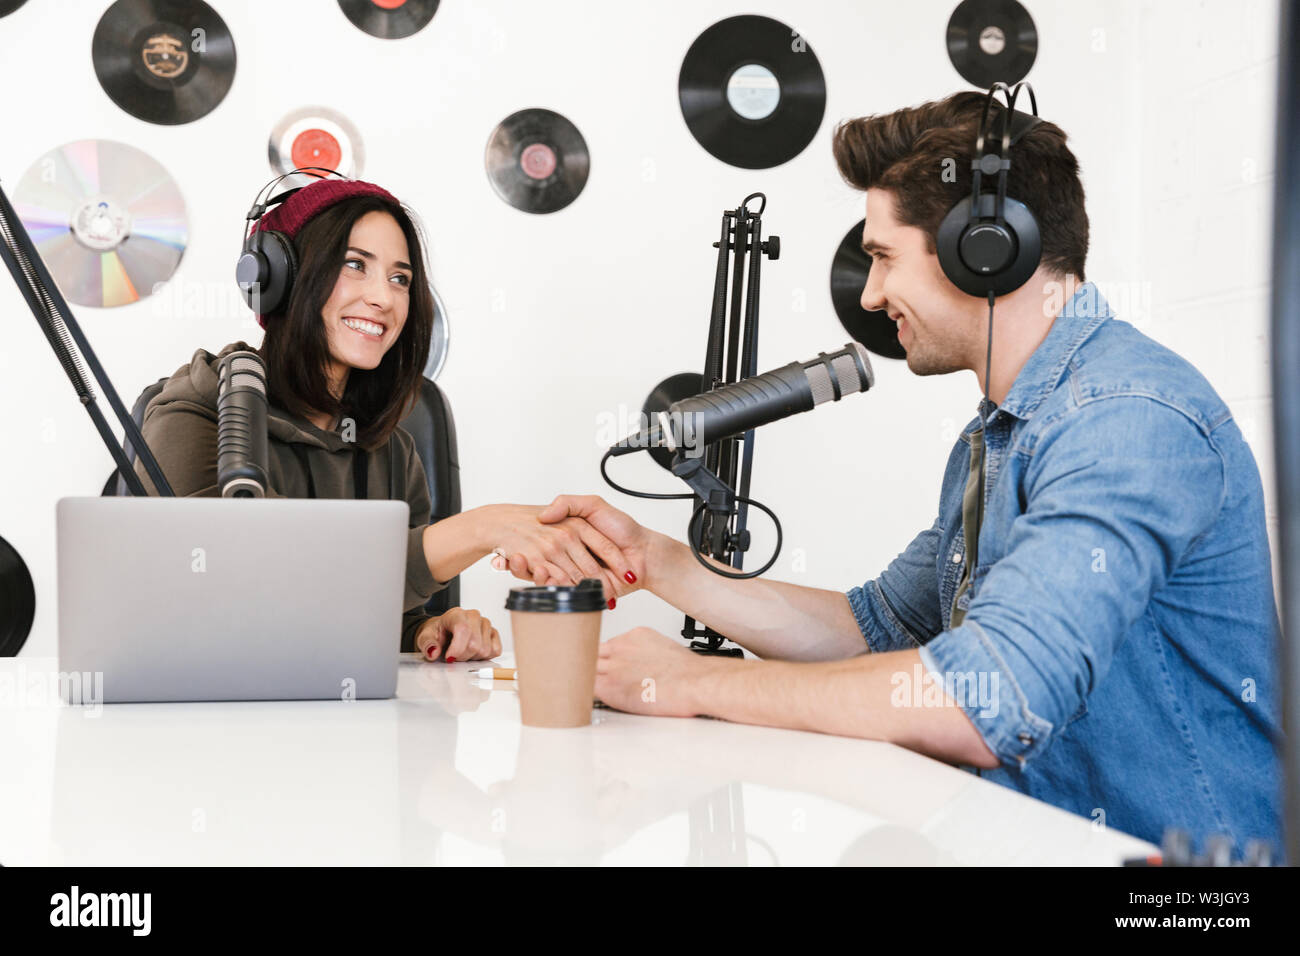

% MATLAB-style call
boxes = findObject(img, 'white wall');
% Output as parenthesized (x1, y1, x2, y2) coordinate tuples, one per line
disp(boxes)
(0, 0, 1281, 656)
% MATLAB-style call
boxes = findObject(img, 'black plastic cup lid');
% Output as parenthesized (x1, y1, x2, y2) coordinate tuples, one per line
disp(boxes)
(506, 578, 606, 613)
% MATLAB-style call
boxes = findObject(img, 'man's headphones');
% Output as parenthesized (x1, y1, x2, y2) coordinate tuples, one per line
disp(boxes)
(936, 82, 1043, 298)
(235, 166, 349, 315)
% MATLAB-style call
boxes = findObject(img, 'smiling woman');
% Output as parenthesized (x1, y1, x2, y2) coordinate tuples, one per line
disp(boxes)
(133, 177, 637, 662)
(258, 188, 430, 447)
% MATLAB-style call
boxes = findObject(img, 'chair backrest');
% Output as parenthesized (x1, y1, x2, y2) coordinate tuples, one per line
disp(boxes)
(103, 376, 462, 623)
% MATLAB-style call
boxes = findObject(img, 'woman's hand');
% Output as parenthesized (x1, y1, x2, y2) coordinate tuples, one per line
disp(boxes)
(482, 504, 629, 602)
(415, 607, 502, 663)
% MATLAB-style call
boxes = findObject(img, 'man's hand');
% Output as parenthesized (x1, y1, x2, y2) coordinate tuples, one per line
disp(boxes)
(482, 504, 629, 601)
(416, 607, 502, 662)
(533, 495, 650, 598)
(594, 627, 709, 718)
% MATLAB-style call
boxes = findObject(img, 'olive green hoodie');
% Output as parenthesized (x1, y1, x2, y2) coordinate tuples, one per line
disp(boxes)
(131, 341, 447, 651)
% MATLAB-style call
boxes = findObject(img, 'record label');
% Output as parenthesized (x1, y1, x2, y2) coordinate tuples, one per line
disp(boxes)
(485, 109, 590, 214)
(92, 0, 236, 125)
(13, 140, 188, 308)
(946, 0, 1038, 89)
(679, 15, 826, 169)
(831, 220, 905, 360)
(726, 64, 781, 121)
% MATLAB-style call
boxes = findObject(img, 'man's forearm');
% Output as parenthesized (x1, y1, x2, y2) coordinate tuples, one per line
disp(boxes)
(684, 648, 1000, 768)
(644, 531, 870, 661)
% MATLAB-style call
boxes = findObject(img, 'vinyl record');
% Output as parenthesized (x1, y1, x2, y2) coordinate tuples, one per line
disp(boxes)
(0, 0, 29, 18)
(946, 0, 1037, 89)
(268, 106, 365, 183)
(423, 284, 450, 381)
(0, 535, 36, 658)
(831, 220, 905, 360)
(485, 109, 590, 214)
(92, 0, 236, 125)
(338, 0, 439, 39)
(643, 372, 704, 472)
(12, 140, 188, 308)
(679, 14, 826, 170)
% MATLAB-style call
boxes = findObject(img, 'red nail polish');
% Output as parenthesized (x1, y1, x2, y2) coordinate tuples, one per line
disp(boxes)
(607, 598, 616, 610)
(624, 571, 637, 584)
(445, 656, 456, 663)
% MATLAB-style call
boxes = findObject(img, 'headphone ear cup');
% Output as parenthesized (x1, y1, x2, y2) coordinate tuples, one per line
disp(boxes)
(936, 194, 1043, 298)
(937, 198, 975, 293)
(256, 230, 298, 316)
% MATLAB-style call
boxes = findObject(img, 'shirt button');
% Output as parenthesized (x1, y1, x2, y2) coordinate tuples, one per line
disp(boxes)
(951, 551, 963, 563)
(1018, 732, 1034, 746)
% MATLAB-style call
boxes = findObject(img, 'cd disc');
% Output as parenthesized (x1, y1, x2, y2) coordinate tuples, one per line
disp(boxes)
(92, 0, 236, 125)
(423, 284, 450, 381)
(12, 140, 188, 308)
(946, 0, 1037, 89)
(0, 535, 35, 658)
(338, 0, 439, 40)
(831, 220, 905, 360)
(485, 109, 590, 214)
(679, 14, 826, 170)
(268, 106, 365, 183)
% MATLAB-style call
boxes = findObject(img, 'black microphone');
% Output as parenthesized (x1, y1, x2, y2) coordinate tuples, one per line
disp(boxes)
(217, 350, 270, 498)
(611, 342, 875, 456)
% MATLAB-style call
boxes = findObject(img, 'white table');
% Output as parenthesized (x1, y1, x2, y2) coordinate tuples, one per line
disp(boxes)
(0, 655, 1157, 866)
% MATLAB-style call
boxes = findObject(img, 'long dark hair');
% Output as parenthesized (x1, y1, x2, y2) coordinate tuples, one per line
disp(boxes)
(259, 194, 433, 452)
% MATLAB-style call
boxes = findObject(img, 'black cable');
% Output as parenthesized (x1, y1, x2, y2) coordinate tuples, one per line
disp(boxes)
(975, 291, 995, 553)
(687, 499, 782, 580)
(599, 449, 782, 580)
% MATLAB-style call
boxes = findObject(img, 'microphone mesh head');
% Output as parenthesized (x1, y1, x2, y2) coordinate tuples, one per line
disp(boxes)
(226, 353, 267, 395)
(806, 343, 874, 404)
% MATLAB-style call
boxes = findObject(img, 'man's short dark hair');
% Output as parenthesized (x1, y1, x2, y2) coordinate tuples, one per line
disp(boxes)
(832, 91, 1088, 281)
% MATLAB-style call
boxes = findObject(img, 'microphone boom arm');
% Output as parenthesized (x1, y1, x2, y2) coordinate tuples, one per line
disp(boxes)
(0, 178, 174, 498)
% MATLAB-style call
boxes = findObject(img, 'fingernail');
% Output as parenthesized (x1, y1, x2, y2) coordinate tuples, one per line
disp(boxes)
(607, 598, 616, 610)
(445, 656, 457, 663)
(624, 571, 637, 584)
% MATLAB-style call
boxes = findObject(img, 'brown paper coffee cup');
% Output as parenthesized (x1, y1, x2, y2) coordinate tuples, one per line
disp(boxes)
(506, 579, 605, 728)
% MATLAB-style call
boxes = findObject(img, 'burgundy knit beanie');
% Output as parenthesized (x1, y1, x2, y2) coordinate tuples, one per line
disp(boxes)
(252, 177, 401, 329)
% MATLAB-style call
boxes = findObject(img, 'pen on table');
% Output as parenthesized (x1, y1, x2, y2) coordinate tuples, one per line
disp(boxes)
(471, 667, 516, 680)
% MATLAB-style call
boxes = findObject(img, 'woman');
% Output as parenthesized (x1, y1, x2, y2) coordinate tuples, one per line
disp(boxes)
(133, 176, 631, 662)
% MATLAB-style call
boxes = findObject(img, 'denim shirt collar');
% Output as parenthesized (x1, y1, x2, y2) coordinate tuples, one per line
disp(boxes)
(972, 280, 1115, 430)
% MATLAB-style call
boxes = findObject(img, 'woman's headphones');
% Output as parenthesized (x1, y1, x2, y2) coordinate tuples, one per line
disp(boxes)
(235, 166, 349, 315)
(936, 82, 1043, 298)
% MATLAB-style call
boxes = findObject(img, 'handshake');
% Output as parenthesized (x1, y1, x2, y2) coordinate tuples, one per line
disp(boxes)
(483, 495, 651, 605)
(413, 494, 665, 664)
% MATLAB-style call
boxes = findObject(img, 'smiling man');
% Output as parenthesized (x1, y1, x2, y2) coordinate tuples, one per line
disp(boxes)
(533, 91, 1284, 857)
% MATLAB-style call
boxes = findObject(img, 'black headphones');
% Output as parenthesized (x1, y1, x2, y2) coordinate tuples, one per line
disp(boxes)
(936, 82, 1043, 298)
(235, 166, 349, 316)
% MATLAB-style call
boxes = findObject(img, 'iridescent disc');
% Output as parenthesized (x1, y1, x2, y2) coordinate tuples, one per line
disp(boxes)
(12, 139, 188, 308)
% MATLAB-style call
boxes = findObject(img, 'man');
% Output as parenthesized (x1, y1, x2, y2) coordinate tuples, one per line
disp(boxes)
(529, 92, 1283, 856)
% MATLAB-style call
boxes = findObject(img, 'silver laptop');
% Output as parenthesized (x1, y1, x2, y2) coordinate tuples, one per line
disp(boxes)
(57, 497, 408, 703)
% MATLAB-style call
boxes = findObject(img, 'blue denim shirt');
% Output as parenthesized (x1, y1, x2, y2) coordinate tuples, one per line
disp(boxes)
(846, 282, 1283, 857)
